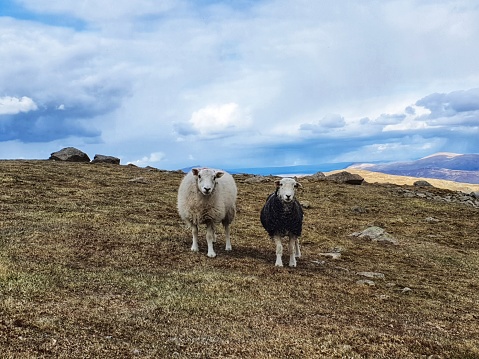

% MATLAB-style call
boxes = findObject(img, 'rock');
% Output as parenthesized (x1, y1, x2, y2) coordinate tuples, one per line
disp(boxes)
(356, 271, 385, 279)
(300, 201, 311, 209)
(351, 206, 368, 214)
(129, 177, 148, 184)
(401, 287, 412, 294)
(356, 279, 376, 286)
(395, 187, 479, 208)
(305, 172, 326, 181)
(91, 154, 120, 165)
(414, 180, 433, 187)
(425, 217, 439, 223)
(326, 171, 364, 185)
(245, 175, 271, 184)
(350, 226, 399, 245)
(49, 147, 90, 162)
(318, 252, 341, 260)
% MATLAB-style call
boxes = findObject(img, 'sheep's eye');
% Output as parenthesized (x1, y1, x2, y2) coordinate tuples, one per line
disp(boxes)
(198, 175, 201, 179)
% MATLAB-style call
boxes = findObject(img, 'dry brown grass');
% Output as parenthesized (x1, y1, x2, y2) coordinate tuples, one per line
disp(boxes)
(1, 160, 478, 358)
(329, 168, 479, 193)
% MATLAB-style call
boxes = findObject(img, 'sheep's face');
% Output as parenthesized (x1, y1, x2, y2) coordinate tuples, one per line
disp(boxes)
(192, 168, 224, 196)
(275, 178, 302, 203)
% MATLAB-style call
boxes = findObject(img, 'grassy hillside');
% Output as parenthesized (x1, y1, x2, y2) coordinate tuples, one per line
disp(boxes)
(1, 160, 478, 358)
(331, 168, 479, 194)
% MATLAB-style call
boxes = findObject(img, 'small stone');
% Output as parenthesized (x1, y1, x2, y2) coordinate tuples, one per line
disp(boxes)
(350, 226, 399, 245)
(356, 271, 385, 279)
(245, 176, 270, 184)
(356, 279, 375, 286)
(300, 201, 311, 209)
(129, 177, 148, 184)
(319, 252, 341, 260)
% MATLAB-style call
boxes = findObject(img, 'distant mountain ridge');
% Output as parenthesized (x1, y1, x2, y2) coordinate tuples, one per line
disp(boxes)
(349, 153, 479, 184)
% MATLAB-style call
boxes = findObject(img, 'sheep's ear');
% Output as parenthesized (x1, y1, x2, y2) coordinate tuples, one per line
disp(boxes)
(295, 182, 303, 189)
(215, 171, 224, 179)
(275, 180, 281, 187)
(192, 168, 200, 176)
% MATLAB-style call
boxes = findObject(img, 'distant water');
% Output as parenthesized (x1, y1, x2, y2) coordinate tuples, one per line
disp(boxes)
(226, 162, 354, 176)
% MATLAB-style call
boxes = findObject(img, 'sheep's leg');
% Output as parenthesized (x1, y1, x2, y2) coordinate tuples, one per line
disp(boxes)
(224, 223, 232, 251)
(206, 224, 217, 258)
(274, 236, 283, 267)
(191, 224, 199, 252)
(288, 236, 297, 267)
(295, 238, 301, 258)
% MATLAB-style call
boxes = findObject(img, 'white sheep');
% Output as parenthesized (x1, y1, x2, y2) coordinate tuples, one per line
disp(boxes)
(177, 167, 237, 257)
(260, 177, 304, 267)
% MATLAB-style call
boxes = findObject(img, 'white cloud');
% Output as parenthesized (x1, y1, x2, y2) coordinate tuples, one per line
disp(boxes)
(128, 151, 166, 167)
(187, 102, 251, 138)
(0, 96, 38, 115)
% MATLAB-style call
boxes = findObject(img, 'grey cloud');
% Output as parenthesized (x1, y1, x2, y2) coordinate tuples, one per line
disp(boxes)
(173, 122, 199, 137)
(359, 117, 370, 125)
(0, 105, 101, 142)
(405, 106, 415, 115)
(374, 113, 406, 125)
(416, 88, 479, 118)
(320, 114, 346, 128)
(0, 79, 129, 143)
(300, 114, 346, 133)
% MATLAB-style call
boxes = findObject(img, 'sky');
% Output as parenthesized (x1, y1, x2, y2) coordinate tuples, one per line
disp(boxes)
(1, 0, 479, 170)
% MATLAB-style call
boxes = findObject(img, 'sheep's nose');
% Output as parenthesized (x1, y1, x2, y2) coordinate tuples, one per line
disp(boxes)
(204, 187, 211, 193)
(285, 194, 291, 200)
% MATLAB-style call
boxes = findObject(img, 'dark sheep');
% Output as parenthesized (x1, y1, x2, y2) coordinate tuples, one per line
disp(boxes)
(260, 177, 304, 267)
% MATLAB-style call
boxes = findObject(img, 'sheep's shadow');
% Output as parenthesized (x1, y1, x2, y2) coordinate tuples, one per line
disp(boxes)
(220, 244, 273, 263)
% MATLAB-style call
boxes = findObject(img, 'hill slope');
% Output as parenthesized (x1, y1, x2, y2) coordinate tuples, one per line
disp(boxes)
(1, 160, 478, 358)
(327, 168, 479, 194)
(350, 153, 479, 184)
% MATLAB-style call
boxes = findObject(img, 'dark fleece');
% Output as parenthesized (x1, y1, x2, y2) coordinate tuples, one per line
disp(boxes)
(260, 191, 304, 238)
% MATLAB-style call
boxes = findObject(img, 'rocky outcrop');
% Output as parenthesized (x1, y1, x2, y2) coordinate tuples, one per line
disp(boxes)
(393, 187, 479, 208)
(326, 171, 364, 185)
(91, 154, 120, 165)
(49, 147, 90, 162)
(350, 226, 398, 245)
(413, 180, 432, 187)
(304, 172, 326, 181)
